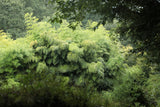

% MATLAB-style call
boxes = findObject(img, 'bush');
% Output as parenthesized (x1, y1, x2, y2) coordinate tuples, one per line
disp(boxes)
(0, 14, 125, 106)
(25, 13, 124, 91)
(0, 37, 36, 74)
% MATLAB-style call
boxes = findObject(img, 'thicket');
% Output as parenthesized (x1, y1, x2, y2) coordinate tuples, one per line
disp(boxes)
(0, 14, 159, 106)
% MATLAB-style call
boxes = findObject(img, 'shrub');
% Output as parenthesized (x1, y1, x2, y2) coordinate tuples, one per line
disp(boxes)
(0, 38, 36, 74)
(0, 14, 126, 106)
(25, 13, 124, 91)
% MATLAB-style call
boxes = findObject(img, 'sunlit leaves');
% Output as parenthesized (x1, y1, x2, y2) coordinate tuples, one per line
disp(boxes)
(0, 36, 35, 74)
(36, 62, 48, 73)
(0, 14, 124, 91)
(25, 15, 124, 90)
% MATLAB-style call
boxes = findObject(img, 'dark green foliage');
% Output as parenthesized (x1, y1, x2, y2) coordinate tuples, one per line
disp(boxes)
(0, 0, 26, 39)
(0, 72, 106, 107)
(0, 0, 55, 39)
(23, 0, 55, 21)
(145, 74, 160, 106)
(49, 0, 160, 64)
(113, 66, 151, 107)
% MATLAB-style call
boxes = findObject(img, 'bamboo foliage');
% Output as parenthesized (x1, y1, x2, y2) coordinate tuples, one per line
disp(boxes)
(0, 14, 124, 90)
(25, 14, 124, 90)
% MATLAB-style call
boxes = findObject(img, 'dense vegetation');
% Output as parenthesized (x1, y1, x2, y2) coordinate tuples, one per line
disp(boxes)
(0, 0, 160, 107)
(50, 0, 160, 63)
(0, 0, 54, 39)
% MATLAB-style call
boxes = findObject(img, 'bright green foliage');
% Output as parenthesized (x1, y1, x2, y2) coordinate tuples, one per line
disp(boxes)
(0, 36, 35, 74)
(0, 30, 12, 49)
(25, 14, 124, 90)
(0, 13, 159, 106)
(1, 78, 20, 90)
(0, 13, 124, 91)
(36, 62, 48, 73)
(0, 31, 37, 92)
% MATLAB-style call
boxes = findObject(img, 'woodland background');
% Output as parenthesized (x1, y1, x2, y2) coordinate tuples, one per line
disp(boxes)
(0, 0, 160, 106)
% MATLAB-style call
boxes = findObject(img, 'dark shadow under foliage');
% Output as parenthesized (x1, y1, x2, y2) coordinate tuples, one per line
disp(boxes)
(0, 72, 105, 107)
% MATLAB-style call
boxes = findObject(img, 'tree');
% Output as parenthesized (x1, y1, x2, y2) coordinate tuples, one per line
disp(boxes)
(24, 0, 55, 21)
(0, 0, 55, 39)
(0, 0, 26, 39)
(49, 0, 160, 63)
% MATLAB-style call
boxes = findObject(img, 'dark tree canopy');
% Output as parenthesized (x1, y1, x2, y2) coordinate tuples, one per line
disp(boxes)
(49, 0, 160, 62)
